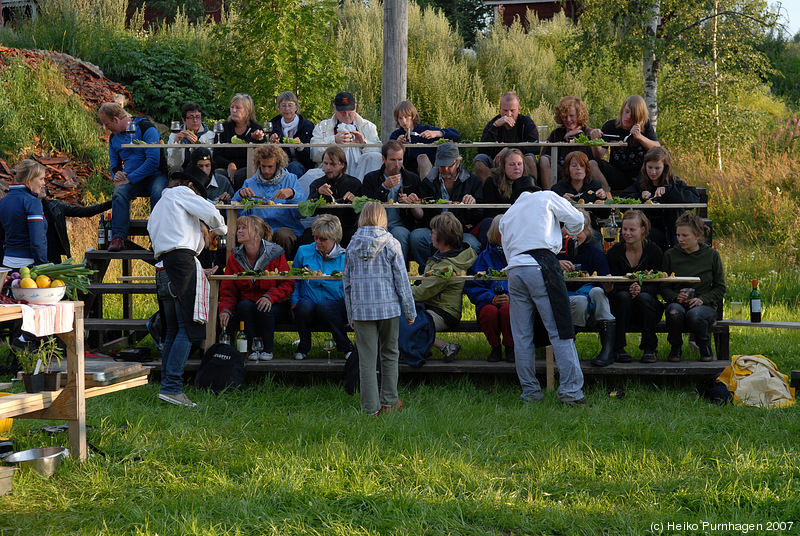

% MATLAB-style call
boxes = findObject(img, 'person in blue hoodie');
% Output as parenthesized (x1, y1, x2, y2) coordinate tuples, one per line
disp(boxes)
(231, 144, 306, 260)
(290, 214, 354, 361)
(464, 215, 514, 363)
(0, 159, 48, 268)
(556, 209, 616, 366)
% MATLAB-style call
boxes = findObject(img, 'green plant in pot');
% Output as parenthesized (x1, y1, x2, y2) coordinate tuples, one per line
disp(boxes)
(13, 337, 64, 393)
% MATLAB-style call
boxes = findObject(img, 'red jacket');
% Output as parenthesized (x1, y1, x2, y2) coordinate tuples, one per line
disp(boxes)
(219, 240, 294, 315)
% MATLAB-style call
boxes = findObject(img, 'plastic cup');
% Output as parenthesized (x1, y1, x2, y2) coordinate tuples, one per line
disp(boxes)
(731, 301, 743, 320)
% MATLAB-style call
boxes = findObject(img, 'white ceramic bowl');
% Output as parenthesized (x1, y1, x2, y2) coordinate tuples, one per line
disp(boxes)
(12, 285, 66, 304)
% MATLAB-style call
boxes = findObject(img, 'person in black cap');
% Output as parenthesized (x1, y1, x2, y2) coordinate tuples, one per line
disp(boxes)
(407, 142, 483, 268)
(189, 147, 233, 203)
(305, 91, 382, 183)
(148, 169, 227, 408)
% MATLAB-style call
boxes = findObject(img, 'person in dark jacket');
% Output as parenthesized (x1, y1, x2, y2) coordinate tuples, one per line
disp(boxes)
(267, 91, 315, 177)
(408, 143, 483, 268)
(473, 91, 539, 183)
(620, 146, 700, 250)
(213, 93, 266, 191)
(388, 100, 460, 179)
(477, 148, 535, 248)
(604, 210, 664, 365)
(41, 191, 111, 264)
(465, 215, 514, 363)
(0, 159, 48, 268)
(362, 140, 421, 265)
(305, 146, 363, 247)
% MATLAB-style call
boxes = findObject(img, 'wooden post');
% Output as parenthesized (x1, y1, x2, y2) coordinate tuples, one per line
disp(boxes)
(381, 0, 408, 142)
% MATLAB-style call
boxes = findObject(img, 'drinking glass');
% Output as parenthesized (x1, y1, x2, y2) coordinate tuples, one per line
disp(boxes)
(323, 337, 335, 365)
(538, 124, 549, 142)
(731, 301, 743, 320)
(126, 119, 137, 144)
(170, 120, 182, 133)
(251, 337, 264, 357)
(601, 226, 618, 252)
(213, 121, 225, 143)
(264, 121, 272, 134)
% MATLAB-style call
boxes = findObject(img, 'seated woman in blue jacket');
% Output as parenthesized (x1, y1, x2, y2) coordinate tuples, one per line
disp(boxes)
(232, 144, 306, 260)
(0, 159, 48, 268)
(290, 214, 355, 362)
(464, 215, 514, 363)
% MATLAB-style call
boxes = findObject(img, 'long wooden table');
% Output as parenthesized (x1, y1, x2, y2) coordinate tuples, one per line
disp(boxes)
(0, 302, 149, 461)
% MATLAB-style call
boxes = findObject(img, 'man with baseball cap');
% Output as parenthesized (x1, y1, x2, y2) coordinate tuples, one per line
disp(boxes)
(304, 91, 382, 185)
(407, 142, 483, 267)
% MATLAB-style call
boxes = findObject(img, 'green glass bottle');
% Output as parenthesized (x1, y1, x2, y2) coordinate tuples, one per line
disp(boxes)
(749, 279, 761, 323)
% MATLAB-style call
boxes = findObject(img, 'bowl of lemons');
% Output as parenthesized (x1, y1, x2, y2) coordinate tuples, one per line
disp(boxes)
(12, 272, 67, 304)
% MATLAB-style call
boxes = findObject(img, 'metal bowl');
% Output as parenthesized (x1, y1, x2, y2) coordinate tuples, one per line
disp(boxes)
(4, 446, 67, 478)
(11, 285, 66, 304)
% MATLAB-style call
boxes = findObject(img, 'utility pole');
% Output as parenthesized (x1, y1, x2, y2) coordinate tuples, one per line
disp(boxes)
(381, 0, 408, 142)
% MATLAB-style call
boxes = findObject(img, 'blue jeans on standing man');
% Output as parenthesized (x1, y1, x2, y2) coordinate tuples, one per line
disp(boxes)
(156, 269, 192, 395)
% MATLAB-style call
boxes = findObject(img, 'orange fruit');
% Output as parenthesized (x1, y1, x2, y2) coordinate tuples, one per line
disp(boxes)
(20, 277, 37, 289)
(35, 275, 51, 288)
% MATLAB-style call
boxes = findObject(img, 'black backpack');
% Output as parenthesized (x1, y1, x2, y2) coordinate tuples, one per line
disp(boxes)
(194, 343, 245, 394)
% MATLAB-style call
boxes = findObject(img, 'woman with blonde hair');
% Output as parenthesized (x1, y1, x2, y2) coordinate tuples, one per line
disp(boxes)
(0, 159, 48, 267)
(214, 93, 267, 190)
(344, 202, 416, 415)
(604, 210, 664, 365)
(588, 95, 661, 191)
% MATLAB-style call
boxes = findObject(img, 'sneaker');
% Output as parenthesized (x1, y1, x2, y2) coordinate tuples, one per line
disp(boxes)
(487, 347, 502, 362)
(667, 346, 683, 362)
(640, 351, 657, 363)
(158, 392, 197, 407)
(247, 352, 260, 362)
(505, 346, 515, 363)
(441, 342, 461, 363)
(259, 352, 273, 361)
(614, 350, 633, 363)
(294, 352, 306, 360)
(699, 345, 714, 362)
(380, 399, 403, 414)
(107, 237, 125, 252)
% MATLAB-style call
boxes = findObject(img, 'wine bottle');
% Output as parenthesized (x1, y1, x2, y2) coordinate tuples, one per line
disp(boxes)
(236, 321, 248, 353)
(106, 212, 113, 245)
(220, 331, 230, 345)
(749, 279, 761, 323)
(98, 214, 106, 249)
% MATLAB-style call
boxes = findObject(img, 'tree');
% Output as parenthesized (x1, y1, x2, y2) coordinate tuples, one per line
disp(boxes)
(413, 0, 492, 46)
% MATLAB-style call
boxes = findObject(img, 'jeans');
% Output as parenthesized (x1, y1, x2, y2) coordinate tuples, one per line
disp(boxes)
(287, 160, 306, 178)
(611, 291, 664, 352)
(389, 225, 411, 268)
(665, 302, 717, 348)
(293, 299, 352, 355)
(111, 172, 168, 239)
(409, 228, 481, 268)
(235, 300, 289, 352)
(508, 266, 584, 403)
(569, 287, 614, 326)
(477, 303, 513, 348)
(157, 270, 192, 395)
(355, 317, 400, 414)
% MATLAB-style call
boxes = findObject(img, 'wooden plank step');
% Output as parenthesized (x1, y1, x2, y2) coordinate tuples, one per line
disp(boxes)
(85, 283, 156, 294)
(84, 250, 156, 262)
(84, 318, 149, 331)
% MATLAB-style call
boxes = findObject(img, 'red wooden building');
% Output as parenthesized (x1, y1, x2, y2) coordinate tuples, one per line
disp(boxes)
(483, 0, 582, 29)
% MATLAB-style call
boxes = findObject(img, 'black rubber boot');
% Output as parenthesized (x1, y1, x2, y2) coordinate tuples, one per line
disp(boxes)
(591, 320, 616, 367)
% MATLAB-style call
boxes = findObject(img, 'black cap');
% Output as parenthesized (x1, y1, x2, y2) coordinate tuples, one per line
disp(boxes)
(334, 91, 356, 111)
(189, 147, 212, 165)
(170, 166, 208, 199)
(511, 176, 540, 202)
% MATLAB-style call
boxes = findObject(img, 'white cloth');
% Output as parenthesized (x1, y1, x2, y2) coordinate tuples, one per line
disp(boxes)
(193, 257, 209, 324)
(499, 191, 585, 271)
(337, 122, 362, 173)
(281, 115, 300, 138)
(167, 128, 215, 168)
(309, 112, 381, 164)
(17, 301, 74, 336)
(148, 186, 227, 258)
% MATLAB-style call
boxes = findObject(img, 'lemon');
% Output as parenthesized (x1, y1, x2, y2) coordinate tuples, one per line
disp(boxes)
(50, 279, 66, 287)
(35, 275, 51, 288)
(20, 277, 37, 289)
(19, 267, 30, 276)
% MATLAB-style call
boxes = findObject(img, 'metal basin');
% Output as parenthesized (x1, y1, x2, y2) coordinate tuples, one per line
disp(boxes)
(4, 446, 67, 478)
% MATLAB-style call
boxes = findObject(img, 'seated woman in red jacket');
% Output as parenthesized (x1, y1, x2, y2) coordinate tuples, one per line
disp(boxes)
(218, 215, 294, 361)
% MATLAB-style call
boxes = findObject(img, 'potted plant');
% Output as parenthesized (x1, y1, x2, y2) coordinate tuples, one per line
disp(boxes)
(40, 338, 64, 391)
(13, 344, 44, 394)
(12, 337, 64, 393)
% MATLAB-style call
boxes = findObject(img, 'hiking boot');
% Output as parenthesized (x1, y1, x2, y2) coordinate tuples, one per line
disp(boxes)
(699, 345, 714, 362)
(505, 346, 515, 363)
(294, 352, 306, 360)
(640, 351, 657, 363)
(259, 352, 273, 361)
(108, 237, 125, 252)
(158, 392, 197, 407)
(487, 347, 502, 362)
(613, 350, 633, 363)
(441, 342, 461, 363)
(381, 399, 403, 414)
(247, 352, 260, 362)
(667, 346, 683, 362)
